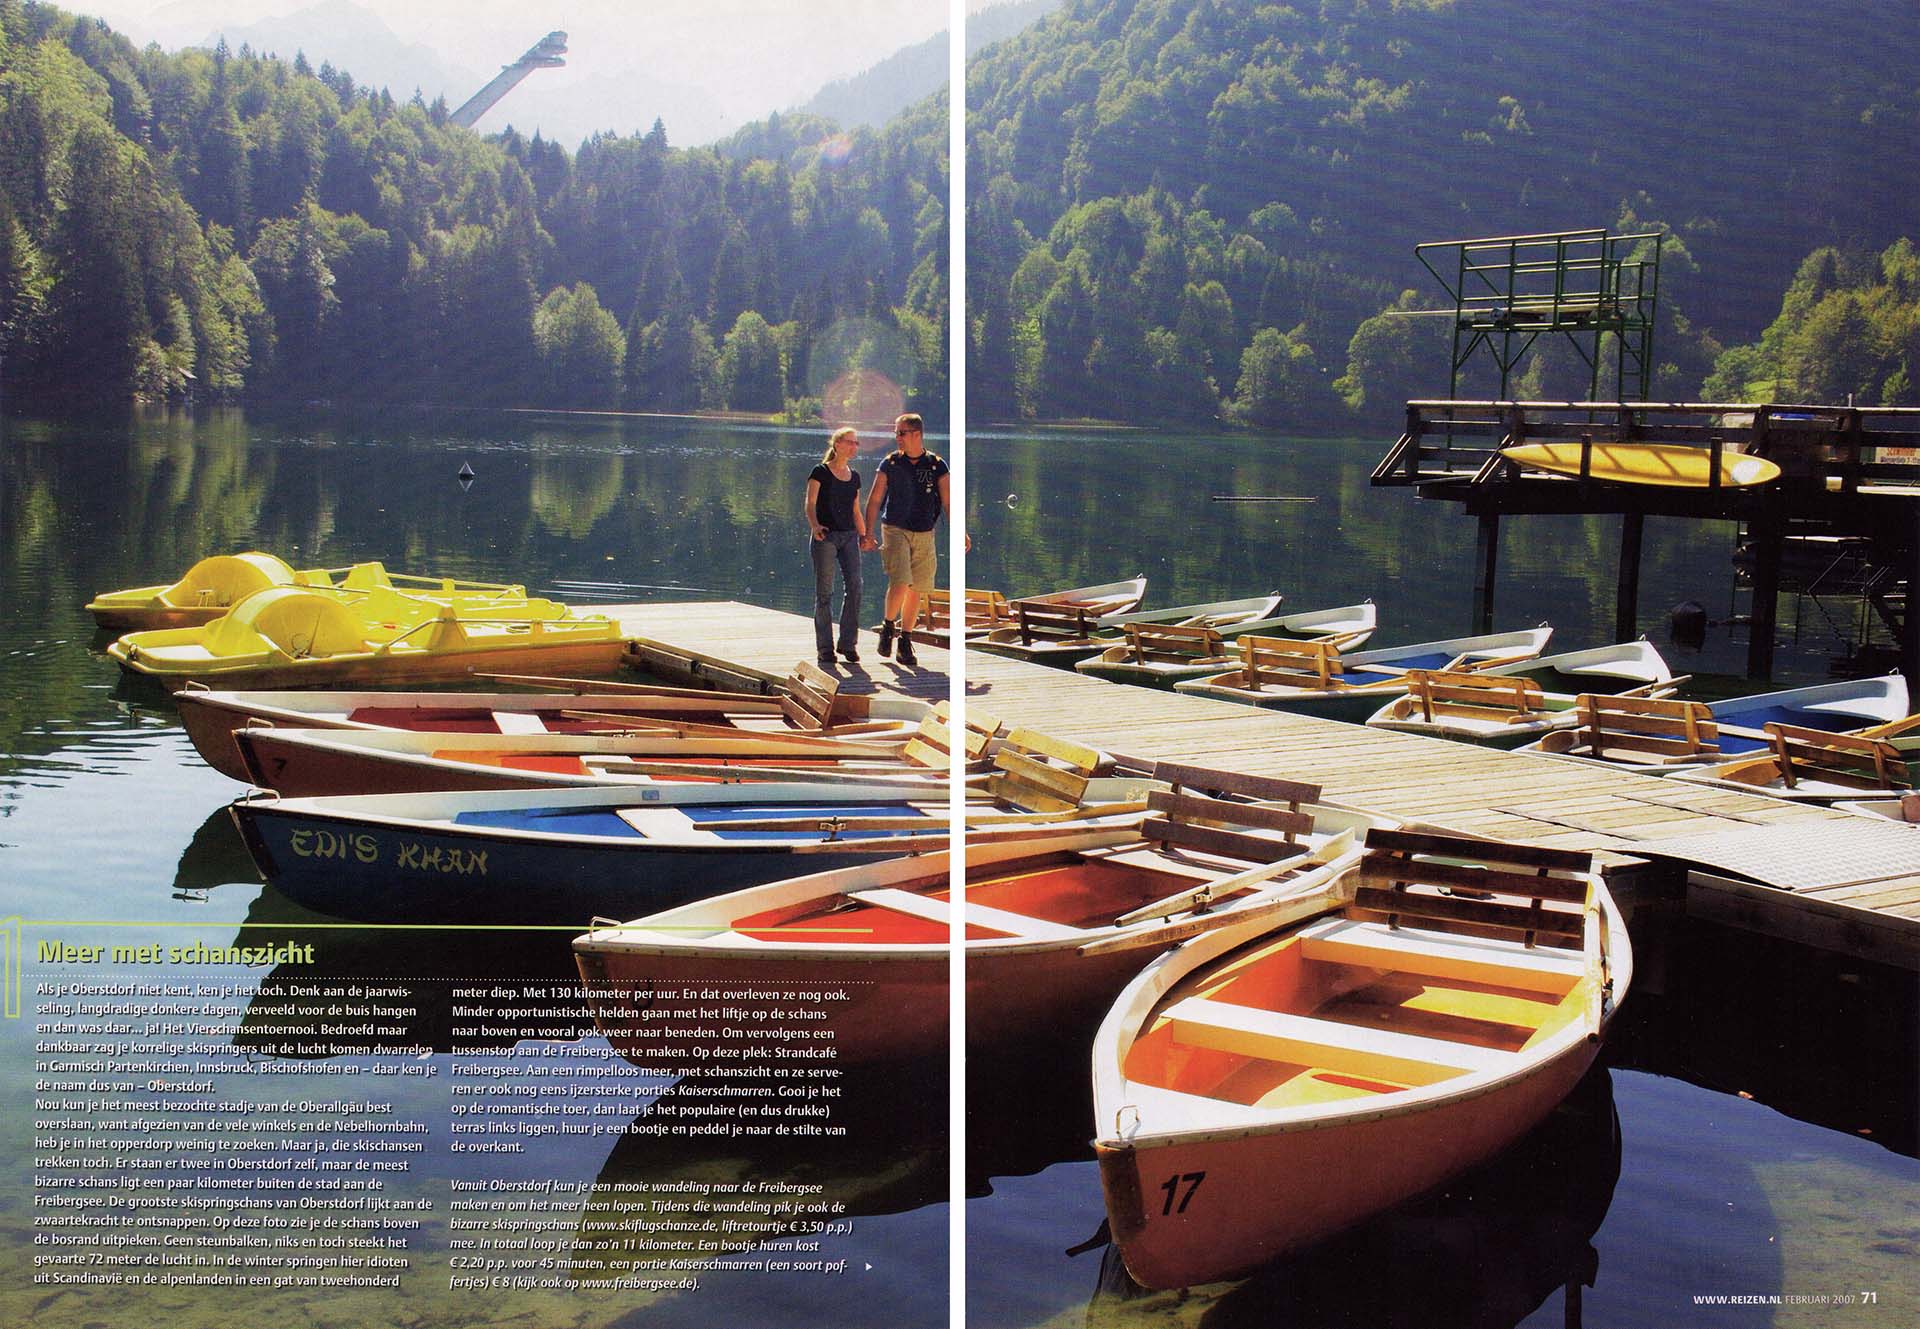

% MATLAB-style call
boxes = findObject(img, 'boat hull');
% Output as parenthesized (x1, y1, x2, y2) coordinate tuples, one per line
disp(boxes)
(119, 639, 630, 691)
(231, 801, 900, 924)
(1095, 1037, 1600, 1289)
(574, 943, 1165, 1068)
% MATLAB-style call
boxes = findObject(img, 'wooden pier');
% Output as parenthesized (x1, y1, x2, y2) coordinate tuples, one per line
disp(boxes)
(606, 600, 1920, 969)
(1374, 400, 1920, 680)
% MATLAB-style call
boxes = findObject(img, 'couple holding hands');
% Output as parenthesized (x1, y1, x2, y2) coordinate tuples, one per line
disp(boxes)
(804, 413, 959, 670)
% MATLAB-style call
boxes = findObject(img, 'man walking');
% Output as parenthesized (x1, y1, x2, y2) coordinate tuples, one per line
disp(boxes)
(862, 413, 951, 668)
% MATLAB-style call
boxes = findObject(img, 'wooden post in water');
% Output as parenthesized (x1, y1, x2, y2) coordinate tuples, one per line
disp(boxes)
(1745, 512, 1782, 681)
(1472, 513, 1500, 634)
(1615, 511, 1644, 642)
(1905, 502, 1920, 688)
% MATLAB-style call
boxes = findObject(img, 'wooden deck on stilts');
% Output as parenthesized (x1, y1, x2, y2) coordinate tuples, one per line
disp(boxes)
(606, 601, 1920, 968)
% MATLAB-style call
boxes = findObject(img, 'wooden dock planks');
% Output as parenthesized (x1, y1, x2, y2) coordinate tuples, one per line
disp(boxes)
(602, 602, 1920, 966)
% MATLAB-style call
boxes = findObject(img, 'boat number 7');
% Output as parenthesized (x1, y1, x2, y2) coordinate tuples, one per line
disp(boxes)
(1158, 1171, 1205, 1215)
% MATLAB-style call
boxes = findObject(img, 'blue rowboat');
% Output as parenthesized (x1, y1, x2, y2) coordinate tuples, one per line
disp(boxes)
(231, 773, 1152, 924)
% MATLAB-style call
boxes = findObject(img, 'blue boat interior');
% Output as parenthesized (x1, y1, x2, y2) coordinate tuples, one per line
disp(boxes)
(1713, 704, 1867, 755)
(1373, 650, 1455, 672)
(451, 801, 931, 841)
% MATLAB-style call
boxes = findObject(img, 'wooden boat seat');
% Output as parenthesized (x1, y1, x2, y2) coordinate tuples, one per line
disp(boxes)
(782, 661, 842, 730)
(1123, 622, 1227, 663)
(925, 588, 1013, 633)
(1236, 635, 1346, 691)
(491, 710, 550, 734)
(901, 706, 1000, 771)
(1012, 600, 1102, 644)
(1351, 828, 1592, 950)
(1399, 670, 1546, 723)
(1162, 997, 1512, 1085)
(1569, 693, 1720, 763)
(1766, 722, 1916, 791)
(847, 888, 1082, 941)
(986, 728, 1106, 812)
(1297, 917, 1581, 996)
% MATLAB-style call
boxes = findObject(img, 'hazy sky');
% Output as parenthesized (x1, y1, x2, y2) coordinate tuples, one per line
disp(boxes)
(68, 1, 952, 138)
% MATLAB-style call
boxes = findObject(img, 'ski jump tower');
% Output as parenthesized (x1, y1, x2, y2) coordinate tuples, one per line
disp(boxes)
(450, 31, 568, 129)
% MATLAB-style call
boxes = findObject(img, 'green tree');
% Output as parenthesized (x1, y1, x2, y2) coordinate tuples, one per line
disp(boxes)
(718, 309, 783, 411)
(1231, 324, 1322, 427)
(533, 281, 625, 407)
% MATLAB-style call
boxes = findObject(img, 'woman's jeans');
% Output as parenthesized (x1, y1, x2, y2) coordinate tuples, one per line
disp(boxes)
(811, 530, 862, 655)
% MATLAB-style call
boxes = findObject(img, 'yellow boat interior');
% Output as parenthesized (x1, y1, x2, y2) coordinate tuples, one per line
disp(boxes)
(112, 584, 612, 673)
(86, 551, 527, 622)
(1121, 830, 1601, 1112)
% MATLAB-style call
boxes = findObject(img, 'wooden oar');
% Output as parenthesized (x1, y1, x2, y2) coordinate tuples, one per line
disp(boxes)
(696, 799, 1146, 833)
(475, 672, 773, 701)
(1078, 863, 1356, 957)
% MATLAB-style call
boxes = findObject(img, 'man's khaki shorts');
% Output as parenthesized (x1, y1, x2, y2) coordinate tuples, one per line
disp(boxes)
(880, 526, 937, 593)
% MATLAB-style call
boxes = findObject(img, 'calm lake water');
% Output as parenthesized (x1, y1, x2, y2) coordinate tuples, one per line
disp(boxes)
(1, 408, 1914, 1328)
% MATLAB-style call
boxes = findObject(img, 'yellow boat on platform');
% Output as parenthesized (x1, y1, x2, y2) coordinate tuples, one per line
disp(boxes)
(108, 585, 626, 689)
(1503, 440, 1781, 489)
(86, 552, 529, 630)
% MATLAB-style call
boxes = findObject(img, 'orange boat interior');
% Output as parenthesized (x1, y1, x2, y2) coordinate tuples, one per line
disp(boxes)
(1123, 913, 1590, 1111)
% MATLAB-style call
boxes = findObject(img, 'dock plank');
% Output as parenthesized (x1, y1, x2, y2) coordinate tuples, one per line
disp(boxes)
(603, 602, 1920, 965)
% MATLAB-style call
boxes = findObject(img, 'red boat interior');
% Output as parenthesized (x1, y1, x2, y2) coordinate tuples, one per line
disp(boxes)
(725, 853, 1250, 945)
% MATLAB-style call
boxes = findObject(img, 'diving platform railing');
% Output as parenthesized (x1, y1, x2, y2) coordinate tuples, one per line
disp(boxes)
(1416, 228, 1664, 400)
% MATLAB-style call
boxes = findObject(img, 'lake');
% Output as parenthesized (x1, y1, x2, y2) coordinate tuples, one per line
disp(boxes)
(1, 408, 1913, 1328)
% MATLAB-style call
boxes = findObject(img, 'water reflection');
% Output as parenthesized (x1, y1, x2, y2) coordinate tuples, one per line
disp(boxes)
(229, 886, 585, 1055)
(1612, 917, 1919, 1157)
(1079, 1066, 1621, 1329)
(966, 428, 1868, 684)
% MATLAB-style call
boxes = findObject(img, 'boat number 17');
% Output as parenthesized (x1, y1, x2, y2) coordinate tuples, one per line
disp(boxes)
(1158, 1171, 1206, 1215)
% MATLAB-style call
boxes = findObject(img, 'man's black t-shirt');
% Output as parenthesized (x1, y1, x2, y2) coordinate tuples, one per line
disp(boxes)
(877, 451, 947, 532)
(809, 465, 861, 531)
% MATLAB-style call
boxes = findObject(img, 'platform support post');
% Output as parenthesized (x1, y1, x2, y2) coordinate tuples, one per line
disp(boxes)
(1904, 504, 1920, 688)
(1746, 513, 1782, 681)
(1615, 511, 1644, 642)
(1472, 513, 1500, 634)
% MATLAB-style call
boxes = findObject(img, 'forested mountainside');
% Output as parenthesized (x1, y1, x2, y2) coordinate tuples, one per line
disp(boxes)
(965, 0, 1920, 424)
(0, 2, 948, 418)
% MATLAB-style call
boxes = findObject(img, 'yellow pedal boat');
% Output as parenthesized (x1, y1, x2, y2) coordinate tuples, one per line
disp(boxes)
(86, 552, 529, 630)
(108, 585, 626, 690)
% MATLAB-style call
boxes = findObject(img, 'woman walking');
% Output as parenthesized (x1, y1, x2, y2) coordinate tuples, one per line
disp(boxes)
(804, 426, 868, 665)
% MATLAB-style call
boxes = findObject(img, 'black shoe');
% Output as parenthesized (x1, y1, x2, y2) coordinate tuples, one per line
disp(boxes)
(877, 620, 896, 657)
(896, 636, 917, 668)
(817, 653, 836, 667)
(839, 645, 860, 663)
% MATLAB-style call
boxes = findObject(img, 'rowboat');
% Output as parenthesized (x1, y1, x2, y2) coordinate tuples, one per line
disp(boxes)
(973, 594, 1284, 668)
(86, 552, 528, 630)
(1522, 674, 1911, 770)
(916, 577, 1147, 642)
(230, 732, 1147, 922)
(1091, 826, 1629, 1290)
(175, 662, 923, 781)
(1503, 440, 1781, 489)
(1077, 602, 1377, 688)
(574, 764, 1379, 1066)
(1663, 713, 1920, 803)
(228, 703, 992, 797)
(1174, 627, 1554, 724)
(1365, 640, 1676, 748)
(1834, 796, 1920, 823)
(109, 584, 626, 689)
